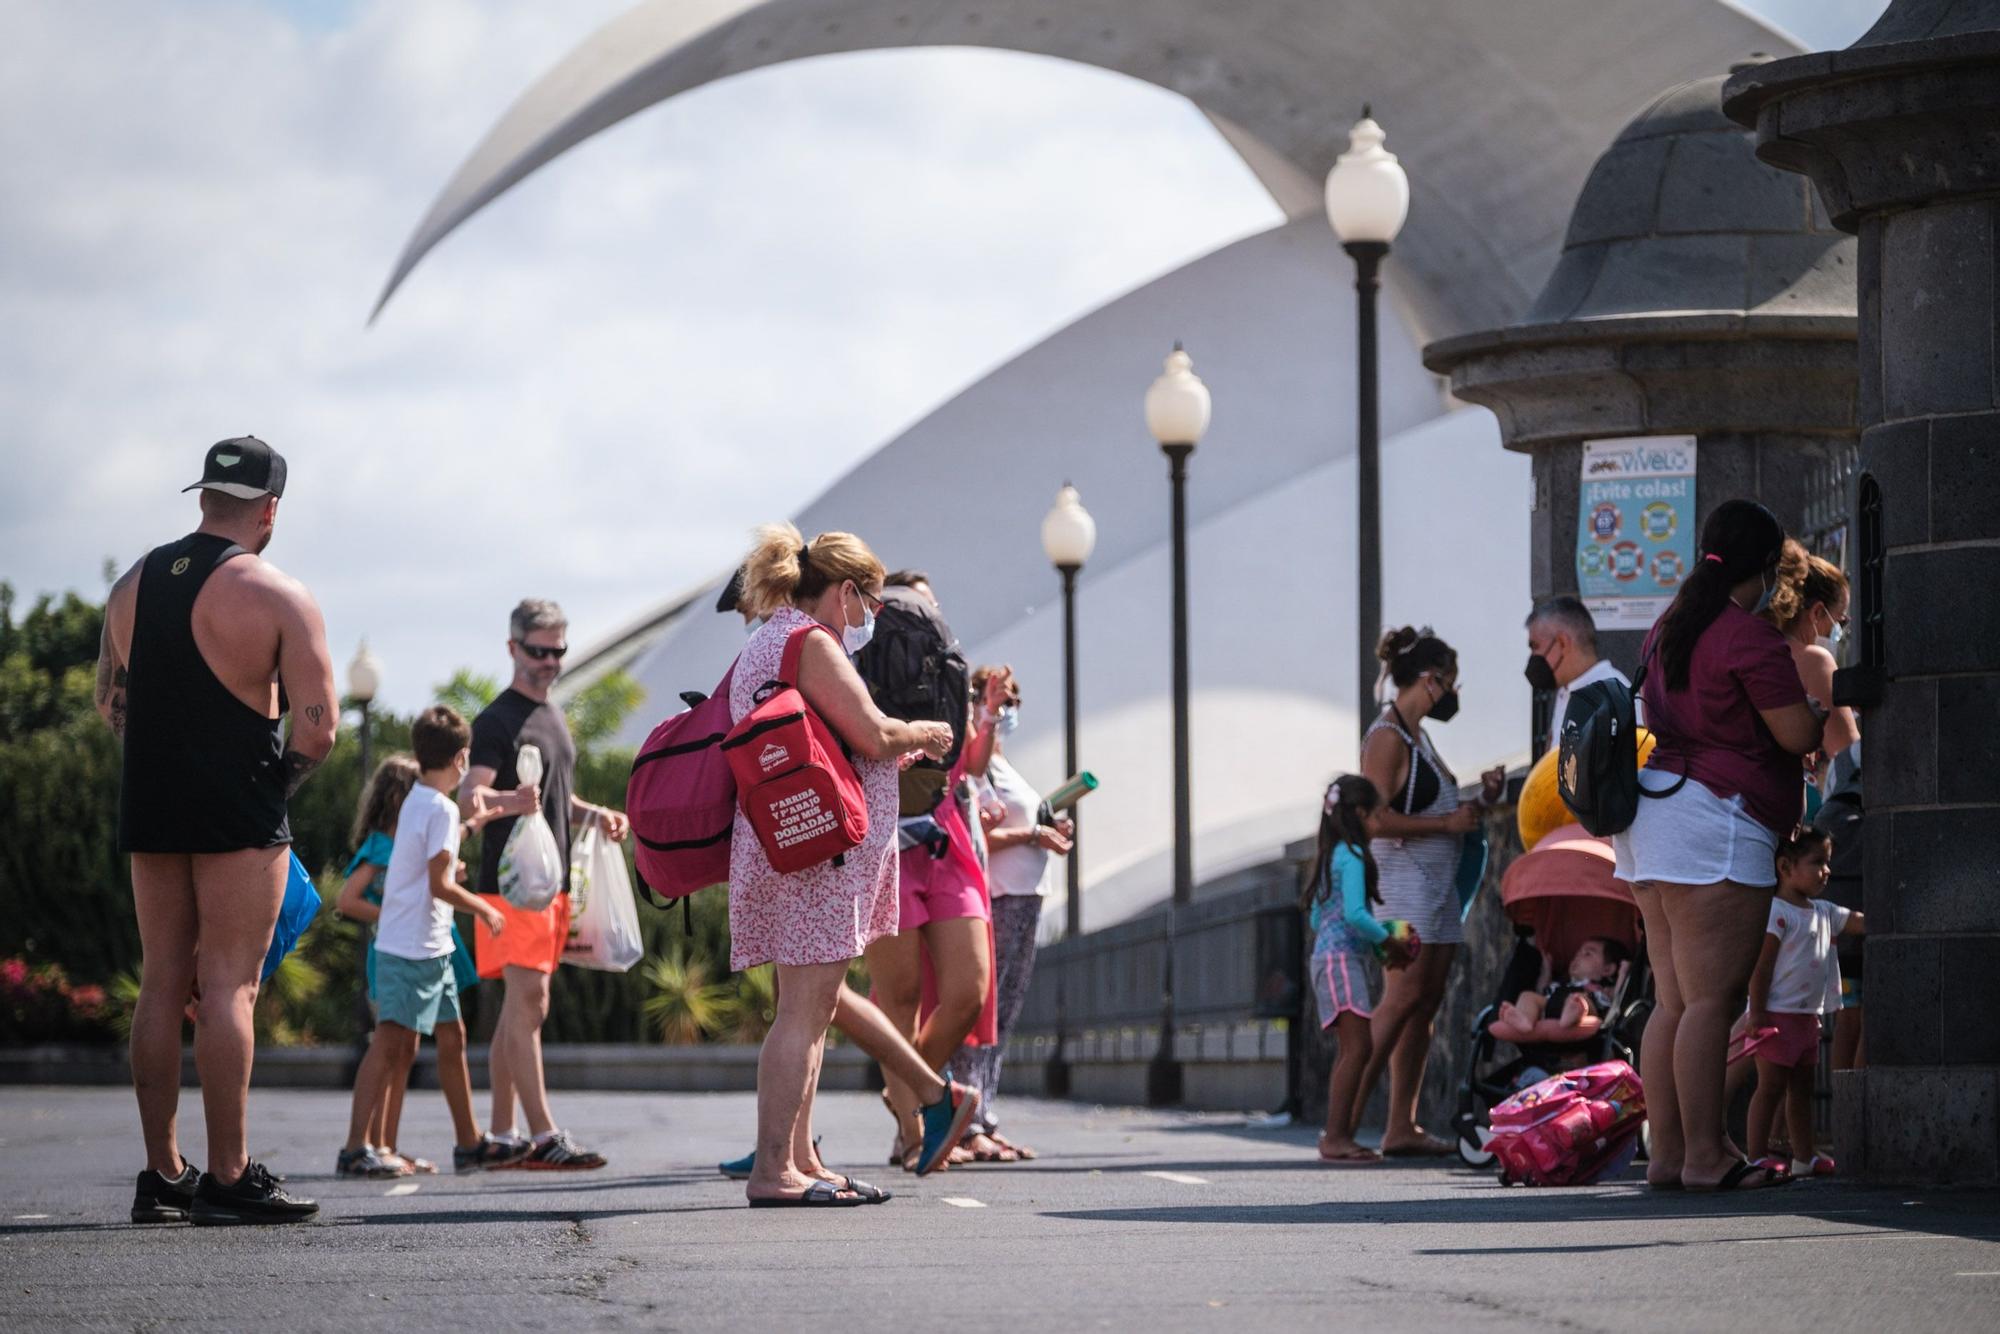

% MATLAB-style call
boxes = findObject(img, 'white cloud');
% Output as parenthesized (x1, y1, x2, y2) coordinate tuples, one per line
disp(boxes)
(0, 0, 1278, 710)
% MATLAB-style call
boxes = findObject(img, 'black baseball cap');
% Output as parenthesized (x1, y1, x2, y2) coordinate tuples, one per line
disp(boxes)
(183, 436, 287, 500)
(715, 565, 747, 614)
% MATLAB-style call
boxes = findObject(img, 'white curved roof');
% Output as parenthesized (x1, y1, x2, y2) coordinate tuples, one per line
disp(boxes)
(380, 0, 1798, 926)
(374, 0, 1794, 340)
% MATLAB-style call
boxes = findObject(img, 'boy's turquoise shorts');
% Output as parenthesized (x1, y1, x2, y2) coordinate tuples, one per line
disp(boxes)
(373, 952, 460, 1036)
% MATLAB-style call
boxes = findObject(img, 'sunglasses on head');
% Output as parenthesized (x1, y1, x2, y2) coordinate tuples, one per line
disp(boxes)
(518, 642, 567, 662)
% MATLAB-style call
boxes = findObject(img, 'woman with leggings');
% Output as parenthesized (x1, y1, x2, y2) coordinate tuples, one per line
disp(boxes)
(952, 665, 1070, 1161)
(1615, 500, 1822, 1192)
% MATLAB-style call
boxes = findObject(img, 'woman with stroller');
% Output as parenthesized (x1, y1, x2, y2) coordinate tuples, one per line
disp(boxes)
(1352, 627, 1504, 1156)
(1612, 501, 1824, 1192)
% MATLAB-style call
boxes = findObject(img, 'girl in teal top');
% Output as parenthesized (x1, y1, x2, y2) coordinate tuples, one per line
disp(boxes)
(1304, 775, 1415, 1165)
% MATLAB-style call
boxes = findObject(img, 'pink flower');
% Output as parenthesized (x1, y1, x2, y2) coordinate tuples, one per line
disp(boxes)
(1, 958, 26, 988)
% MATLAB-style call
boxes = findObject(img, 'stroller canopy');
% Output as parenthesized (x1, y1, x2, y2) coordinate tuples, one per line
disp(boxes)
(1500, 824, 1641, 974)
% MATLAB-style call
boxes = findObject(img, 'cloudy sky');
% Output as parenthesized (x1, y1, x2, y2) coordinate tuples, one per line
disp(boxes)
(1, 0, 1885, 713)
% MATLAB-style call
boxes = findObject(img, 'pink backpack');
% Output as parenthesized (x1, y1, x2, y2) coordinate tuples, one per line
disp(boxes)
(1488, 1060, 1646, 1186)
(626, 664, 737, 905)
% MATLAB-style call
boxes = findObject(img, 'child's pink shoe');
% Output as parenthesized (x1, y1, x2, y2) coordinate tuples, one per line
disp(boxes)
(1792, 1154, 1836, 1178)
(1752, 1155, 1791, 1178)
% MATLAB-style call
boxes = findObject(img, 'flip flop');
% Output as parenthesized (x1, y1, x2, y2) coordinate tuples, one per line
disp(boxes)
(1684, 1158, 1789, 1193)
(1318, 1147, 1383, 1166)
(820, 1173, 893, 1204)
(987, 1133, 1037, 1162)
(398, 1156, 439, 1175)
(748, 1180, 865, 1208)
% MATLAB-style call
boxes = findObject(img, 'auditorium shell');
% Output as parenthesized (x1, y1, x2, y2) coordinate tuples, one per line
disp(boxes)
(377, 0, 1799, 932)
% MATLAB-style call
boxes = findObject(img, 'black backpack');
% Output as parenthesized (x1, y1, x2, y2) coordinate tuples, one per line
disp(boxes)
(853, 585, 969, 816)
(1557, 651, 1684, 836)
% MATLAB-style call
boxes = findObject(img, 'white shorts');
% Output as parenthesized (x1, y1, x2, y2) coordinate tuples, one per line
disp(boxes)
(1613, 769, 1780, 888)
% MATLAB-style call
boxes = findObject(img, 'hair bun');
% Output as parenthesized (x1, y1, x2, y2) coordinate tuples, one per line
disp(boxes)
(1377, 626, 1419, 663)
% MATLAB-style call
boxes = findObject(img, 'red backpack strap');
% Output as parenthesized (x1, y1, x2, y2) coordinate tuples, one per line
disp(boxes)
(777, 622, 837, 687)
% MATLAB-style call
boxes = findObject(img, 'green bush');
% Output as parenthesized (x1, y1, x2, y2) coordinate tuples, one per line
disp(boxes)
(0, 576, 765, 1047)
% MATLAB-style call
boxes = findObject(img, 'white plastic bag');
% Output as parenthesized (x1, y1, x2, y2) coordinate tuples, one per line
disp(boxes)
(498, 744, 563, 911)
(563, 818, 644, 973)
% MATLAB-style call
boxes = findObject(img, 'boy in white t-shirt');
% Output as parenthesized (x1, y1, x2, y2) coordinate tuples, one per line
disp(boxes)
(1745, 827, 1865, 1178)
(340, 707, 520, 1173)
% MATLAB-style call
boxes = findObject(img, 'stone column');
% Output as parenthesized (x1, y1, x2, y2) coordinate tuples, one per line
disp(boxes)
(1726, 0, 2000, 1186)
(1425, 68, 1858, 683)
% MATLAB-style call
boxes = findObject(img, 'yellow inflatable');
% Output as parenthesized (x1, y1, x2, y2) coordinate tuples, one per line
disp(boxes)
(1517, 727, 1659, 849)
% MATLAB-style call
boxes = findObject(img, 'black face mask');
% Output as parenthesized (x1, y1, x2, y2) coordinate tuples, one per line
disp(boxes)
(1429, 688, 1462, 723)
(1524, 652, 1559, 693)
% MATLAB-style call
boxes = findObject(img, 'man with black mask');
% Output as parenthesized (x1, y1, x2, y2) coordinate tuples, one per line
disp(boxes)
(1525, 596, 1629, 758)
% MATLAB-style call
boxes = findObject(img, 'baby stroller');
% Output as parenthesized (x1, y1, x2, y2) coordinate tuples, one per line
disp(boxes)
(1452, 824, 1653, 1169)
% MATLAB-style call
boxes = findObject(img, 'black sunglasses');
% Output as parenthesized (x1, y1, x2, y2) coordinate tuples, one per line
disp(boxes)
(518, 642, 568, 662)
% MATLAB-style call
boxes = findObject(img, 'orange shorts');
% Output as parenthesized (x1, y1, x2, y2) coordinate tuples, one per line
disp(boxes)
(474, 893, 571, 979)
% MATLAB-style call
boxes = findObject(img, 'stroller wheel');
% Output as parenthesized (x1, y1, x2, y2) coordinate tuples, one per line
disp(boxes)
(1456, 1127, 1497, 1169)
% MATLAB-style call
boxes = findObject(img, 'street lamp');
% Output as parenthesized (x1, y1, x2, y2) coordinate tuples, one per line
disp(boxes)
(1325, 105, 1409, 731)
(347, 639, 382, 780)
(1040, 482, 1096, 1102)
(1040, 482, 1097, 939)
(1145, 342, 1210, 1107)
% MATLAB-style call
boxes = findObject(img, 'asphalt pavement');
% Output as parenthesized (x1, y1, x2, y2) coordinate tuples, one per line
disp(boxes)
(3, 1085, 1998, 1331)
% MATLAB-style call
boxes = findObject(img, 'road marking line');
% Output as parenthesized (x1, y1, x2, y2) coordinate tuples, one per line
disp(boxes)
(1144, 1171, 1209, 1185)
(385, 1183, 420, 1197)
(1955, 1272, 2000, 1277)
(939, 1197, 986, 1208)
(13, 1214, 49, 1220)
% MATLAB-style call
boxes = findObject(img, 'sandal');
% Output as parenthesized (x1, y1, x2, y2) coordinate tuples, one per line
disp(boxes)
(748, 1179, 865, 1208)
(1685, 1158, 1790, 1193)
(819, 1173, 892, 1204)
(1318, 1140, 1383, 1166)
(1379, 1134, 1454, 1158)
(393, 1154, 439, 1175)
(962, 1133, 1017, 1164)
(987, 1132, 1037, 1162)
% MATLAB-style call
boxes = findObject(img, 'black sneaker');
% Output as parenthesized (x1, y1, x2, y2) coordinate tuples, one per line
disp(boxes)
(130, 1160, 199, 1224)
(454, 1133, 532, 1174)
(189, 1162, 319, 1227)
(515, 1129, 607, 1171)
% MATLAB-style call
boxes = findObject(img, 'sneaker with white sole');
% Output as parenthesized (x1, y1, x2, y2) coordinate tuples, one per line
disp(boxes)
(516, 1129, 606, 1171)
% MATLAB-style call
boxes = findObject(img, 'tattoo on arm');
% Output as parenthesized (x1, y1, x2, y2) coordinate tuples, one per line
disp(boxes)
(305, 704, 324, 727)
(281, 748, 323, 799)
(95, 620, 129, 738)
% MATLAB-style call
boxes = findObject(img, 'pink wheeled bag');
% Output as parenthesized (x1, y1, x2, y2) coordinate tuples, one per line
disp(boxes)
(1487, 1059, 1646, 1186)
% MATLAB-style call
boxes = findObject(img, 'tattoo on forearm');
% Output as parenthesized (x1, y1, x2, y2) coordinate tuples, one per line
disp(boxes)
(305, 704, 324, 726)
(281, 748, 322, 798)
(95, 622, 128, 737)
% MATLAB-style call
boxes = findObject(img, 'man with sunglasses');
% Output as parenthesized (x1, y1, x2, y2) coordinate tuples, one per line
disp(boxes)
(460, 599, 627, 1170)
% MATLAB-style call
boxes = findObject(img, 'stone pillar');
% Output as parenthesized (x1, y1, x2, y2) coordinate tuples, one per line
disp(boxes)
(1425, 68, 1858, 682)
(1725, 1, 2000, 1186)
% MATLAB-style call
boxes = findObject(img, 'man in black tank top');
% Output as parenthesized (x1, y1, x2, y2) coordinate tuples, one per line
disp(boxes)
(96, 437, 336, 1226)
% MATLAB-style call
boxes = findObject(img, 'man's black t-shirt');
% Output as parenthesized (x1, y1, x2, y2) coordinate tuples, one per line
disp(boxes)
(470, 688, 577, 896)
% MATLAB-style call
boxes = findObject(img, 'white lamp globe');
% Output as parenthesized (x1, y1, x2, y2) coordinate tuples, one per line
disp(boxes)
(1042, 484, 1098, 569)
(347, 639, 383, 704)
(1324, 106, 1410, 245)
(1144, 344, 1212, 448)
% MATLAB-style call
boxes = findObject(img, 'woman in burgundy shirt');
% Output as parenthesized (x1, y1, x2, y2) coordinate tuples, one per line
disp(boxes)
(1613, 500, 1822, 1192)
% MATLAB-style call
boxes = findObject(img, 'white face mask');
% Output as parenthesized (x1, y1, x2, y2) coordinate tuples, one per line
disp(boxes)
(841, 585, 876, 657)
(745, 614, 767, 637)
(996, 705, 1021, 735)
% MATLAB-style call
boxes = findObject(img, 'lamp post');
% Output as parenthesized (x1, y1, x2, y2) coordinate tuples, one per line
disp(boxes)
(1144, 343, 1211, 1107)
(1325, 105, 1409, 731)
(347, 639, 382, 780)
(1040, 483, 1096, 1101)
(1040, 483, 1097, 938)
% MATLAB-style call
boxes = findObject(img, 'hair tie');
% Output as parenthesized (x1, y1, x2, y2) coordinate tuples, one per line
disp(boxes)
(1702, 553, 1723, 564)
(798, 540, 812, 563)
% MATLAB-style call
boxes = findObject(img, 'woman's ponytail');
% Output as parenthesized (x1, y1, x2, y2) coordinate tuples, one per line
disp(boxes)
(1654, 500, 1785, 690)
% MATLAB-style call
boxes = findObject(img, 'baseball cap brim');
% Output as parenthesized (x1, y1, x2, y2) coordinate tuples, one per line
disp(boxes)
(182, 481, 276, 500)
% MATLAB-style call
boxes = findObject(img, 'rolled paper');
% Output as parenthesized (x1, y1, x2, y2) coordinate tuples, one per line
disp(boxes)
(1044, 771, 1099, 812)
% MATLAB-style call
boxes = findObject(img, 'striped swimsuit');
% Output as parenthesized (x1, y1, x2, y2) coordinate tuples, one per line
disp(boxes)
(1365, 712, 1466, 946)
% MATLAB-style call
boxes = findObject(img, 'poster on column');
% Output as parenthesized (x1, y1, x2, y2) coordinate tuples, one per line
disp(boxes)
(1575, 436, 1696, 632)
